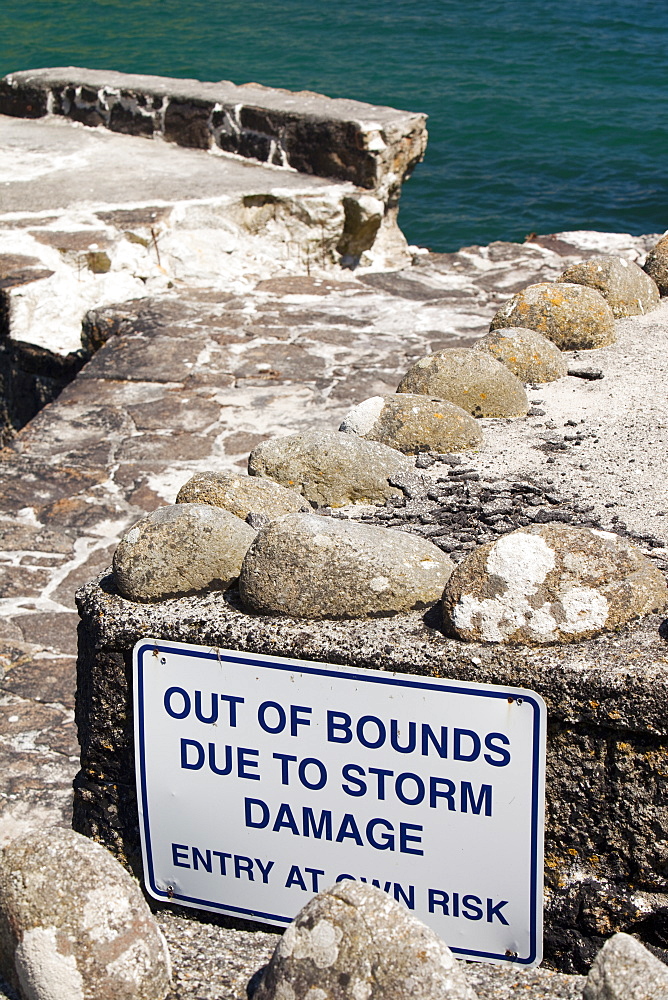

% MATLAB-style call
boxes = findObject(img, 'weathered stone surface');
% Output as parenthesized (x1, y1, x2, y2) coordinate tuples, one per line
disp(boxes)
(176, 471, 308, 519)
(247, 430, 412, 507)
(644, 234, 668, 295)
(2, 218, 668, 982)
(0, 827, 170, 1000)
(442, 525, 667, 644)
(396, 348, 529, 417)
(490, 282, 616, 350)
(2, 68, 427, 197)
(112, 503, 255, 602)
(473, 327, 568, 383)
(339, 393, 483, 453)
(74, 567, 668, 973)
(239, 512, 453, 618)
(253, 880, 476, 1000)
(583, 932, 668, 1000)
(558, 256, 660, 318)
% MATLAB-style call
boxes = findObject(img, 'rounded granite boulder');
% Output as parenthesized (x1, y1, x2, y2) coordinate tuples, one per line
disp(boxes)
(442, 524, 667, 645)
(239, 512, 454, 618)
(558, 255, 660, 318)
(176, 470, 308, 519)
(113, 503, 256, 602)
(396, 348, 529, 417)
(583, 932, 668, 1000)
(643, 234, 668, 295)
(339, 393, 483, 453)
(247, 429, 412, 508)
(254, 880, 475, 1000)
(473, 327, 567, 383)
(489, 282, 616, 351)
(0, 828, 171, 1000)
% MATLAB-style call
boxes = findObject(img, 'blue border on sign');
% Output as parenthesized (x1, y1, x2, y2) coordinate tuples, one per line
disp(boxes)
(135, 641, 544, 965)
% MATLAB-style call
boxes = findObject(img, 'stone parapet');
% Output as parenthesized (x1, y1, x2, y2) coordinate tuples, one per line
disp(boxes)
(74, 576, 668, 973)
(0, 67, 428, 200)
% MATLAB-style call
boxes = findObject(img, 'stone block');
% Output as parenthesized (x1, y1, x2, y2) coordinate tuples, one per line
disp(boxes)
(74, 571, 668, 972)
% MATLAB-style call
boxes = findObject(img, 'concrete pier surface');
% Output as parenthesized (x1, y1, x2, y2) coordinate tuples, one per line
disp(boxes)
(0, 68, 667, 996)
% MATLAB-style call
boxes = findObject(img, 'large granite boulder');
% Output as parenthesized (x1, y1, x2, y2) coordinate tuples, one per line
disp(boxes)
(558, 256, 660, 318)
(396, 348, 529, 417)
(176, 470, 308, 519)
(239, 512, 453, 618)
(247, 430, 412, 507)
(583, 932, 668, 1000)
(473, 327, 567, 383)
(643, 234, 668, 295)
(253, 879, 476, 1000)
(0, 828, 171, 1000)
(442, 524, 667, 645)
(489, 282, 616, 350)
(339, 393, 483, 453)
(113, 503, 256, 602)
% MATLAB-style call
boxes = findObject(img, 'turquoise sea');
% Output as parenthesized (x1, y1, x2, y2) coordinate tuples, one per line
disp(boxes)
(1, 0, 666, 251)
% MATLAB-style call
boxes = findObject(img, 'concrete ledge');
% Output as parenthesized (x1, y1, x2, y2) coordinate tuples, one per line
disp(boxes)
(0, 67, 428, 198)
(75, 574, 668, 973)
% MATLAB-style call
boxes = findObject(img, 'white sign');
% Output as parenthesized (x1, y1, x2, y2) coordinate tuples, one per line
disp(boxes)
(134, 639, 545, 966)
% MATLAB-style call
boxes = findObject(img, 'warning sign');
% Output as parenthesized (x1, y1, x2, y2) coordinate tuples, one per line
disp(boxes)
(134, 639, 545, 965)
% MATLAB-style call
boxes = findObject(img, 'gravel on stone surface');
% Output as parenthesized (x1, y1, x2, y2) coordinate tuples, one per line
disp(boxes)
(151, 907, 587, 1000)
(342, 464, 667, 576)
(0, 908, 610, 1000)
(0, 897, 599, 1000)
(253, 880, 476, 1000)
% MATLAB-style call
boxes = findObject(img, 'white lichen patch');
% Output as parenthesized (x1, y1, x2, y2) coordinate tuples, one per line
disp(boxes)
(450, 531, 616, 641)
(591, 529, 618, 542)
(276, 922, 297, 959)
(105, 937, 153, 984)
(369, 576, 390, 592)
(452, 533, 558, 641)
(290, 919, 342, 968)
(559, 587, 609, 633)
(83, 886, 132, 942)
(14, 926, 85, 1000)
(486, 531, 555, 589)
(339, 396, 384, 436)
(352, 980, 373, 1000)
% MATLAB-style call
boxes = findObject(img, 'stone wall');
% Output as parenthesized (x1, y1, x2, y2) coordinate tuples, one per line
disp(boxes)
(74, 577, 668, 974)
(0, 67, 427, 202)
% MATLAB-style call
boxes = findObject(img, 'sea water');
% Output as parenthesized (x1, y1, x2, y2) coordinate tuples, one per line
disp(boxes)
(0, 0, 666, 251)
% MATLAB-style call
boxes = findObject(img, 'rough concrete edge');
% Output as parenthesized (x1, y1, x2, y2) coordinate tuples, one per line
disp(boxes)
(0, 67, 428, 198)
(75, 572, 668, 736)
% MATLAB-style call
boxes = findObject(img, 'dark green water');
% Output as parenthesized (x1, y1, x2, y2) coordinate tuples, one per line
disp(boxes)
(1, 0, 666, 251)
